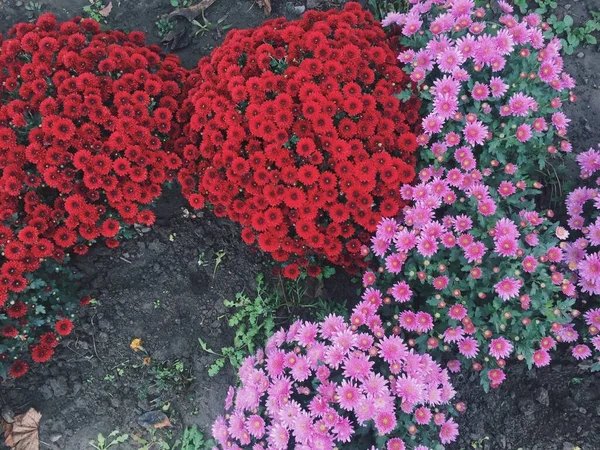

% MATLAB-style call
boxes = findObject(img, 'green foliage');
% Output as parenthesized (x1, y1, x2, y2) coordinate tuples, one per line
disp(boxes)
(156, 18, 175, 37)
(82, 0, 110, 23)
(192, 11, 232, 37)
(545, 12, 600, 55)
(24, 2, 43, 21)
(367, 0, 409, 21)
(89, 431, 129, 450)
(172, 425, 216, 450)
(170, 0, 191, 7)
(149, 360, 195, 393)
(199, 273, 338, 376)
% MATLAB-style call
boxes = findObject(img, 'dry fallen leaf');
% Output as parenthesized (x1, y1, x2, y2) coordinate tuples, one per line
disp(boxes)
(257, 0, 271, 15)
(2, 408, 41, 450)
(137, 411, 171, 430)
(99, 1, 112, 17)
(168, 0, 217, 22)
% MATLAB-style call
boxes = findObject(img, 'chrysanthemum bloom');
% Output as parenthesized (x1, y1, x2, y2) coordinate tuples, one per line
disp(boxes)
(488, 337, 514, 359)
(458, 337, 479, 358)
(494, 277, 521, 301)
(533, 349, 551, 367)
(391, 281, 413, 303)
(572, 344, 592, 360)
(439, 418, 459, 444)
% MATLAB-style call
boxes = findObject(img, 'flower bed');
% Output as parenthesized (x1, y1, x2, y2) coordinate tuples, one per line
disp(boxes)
(0, 2, 598, 449)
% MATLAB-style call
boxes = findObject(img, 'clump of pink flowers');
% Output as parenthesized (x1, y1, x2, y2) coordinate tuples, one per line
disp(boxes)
(564, 144, 600, 369)
(385, 0, 576, 178)
(212, 314, 458, 449)
(365, 150, 576, 390)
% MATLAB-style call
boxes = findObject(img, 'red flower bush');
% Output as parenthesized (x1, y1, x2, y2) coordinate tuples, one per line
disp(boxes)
(175, 2, 421, 276)
(0, 14, 187, 377)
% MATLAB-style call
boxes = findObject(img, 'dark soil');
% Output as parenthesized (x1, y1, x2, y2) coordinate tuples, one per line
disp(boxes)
(0, 0, 599, 449)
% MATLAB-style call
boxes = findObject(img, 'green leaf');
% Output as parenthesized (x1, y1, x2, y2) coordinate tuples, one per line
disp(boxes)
(563, 15, 573, 27)
(585, 35, 597, 44)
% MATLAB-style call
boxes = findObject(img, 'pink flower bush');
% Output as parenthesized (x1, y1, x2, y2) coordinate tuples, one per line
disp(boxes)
(365, 152, 576, 390)
(212, 314, 458, 449)
(386, 0, 575, 178)
(564, 144, 600, 370)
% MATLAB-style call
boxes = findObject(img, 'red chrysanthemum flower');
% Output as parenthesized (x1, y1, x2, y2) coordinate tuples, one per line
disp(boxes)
(55, 318, 74, 337)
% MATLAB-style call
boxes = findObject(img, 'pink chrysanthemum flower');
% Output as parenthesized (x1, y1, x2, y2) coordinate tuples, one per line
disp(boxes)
(391, 281, 413, 303)
(521, 255, 538, 273)
(489, 337, 514, 359)
(396, 374, 425, 405)
(488, 368, 506, 387)
(533, 117, 548, 132)
(433, 275, 450, 290)
(551, 111, 570, 131)
(246, 415, 266, 439)
(540, 336, 556, 350)
(336, 381, 361, 411)
(393, 230, 417, 252)
(343, 352, 373, 381)
(453, 214, 473, 232)
(443, 326, 465, 343)
(458, 337, 479, 358)
(362, 270, 376, 287)
(489, 76, 509, 98)
(268, 423, 289, 449)
(508, 92, 535, 116)
(592, 336, 600, 352)
(577, 253, 600, 282)
(471, 82, 489, 100)
(434, 94, 458, 119)
(464, 241, 486, 263)
(416, 312, 434, 332)
(439, 418, 459, 444)
(516, 123, 532, 142)
(584, 308, 600, 327)
(497, 180, 516, 197)
(402, 15, 423, 36)
(399, 311, 418, 331)
(374, 410, 397, 435)
(377, 218, 399, 241)
(385, 253, 405, 274)
(447, 360, 461, 373)
(448, 304, 467, 320)
(494, 277, 521, 301)
(494, 236, 518, 257)
(414, 406, 432, 425)
(533, 349, 551, 367)
(572, 344, 592, 360)
(387, 437, 407, 450)
(463, 120, 488, 146)
(378, 335, 408, 364)
(417, 235, 439, 257)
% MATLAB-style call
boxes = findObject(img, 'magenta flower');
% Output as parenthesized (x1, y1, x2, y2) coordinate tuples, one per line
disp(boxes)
(463, 120, 488, 146)
(533, 349, 551, 367)
(572, 344, 592, 360)
(489, 337, 514, 359)
(494, 277, 521, 301)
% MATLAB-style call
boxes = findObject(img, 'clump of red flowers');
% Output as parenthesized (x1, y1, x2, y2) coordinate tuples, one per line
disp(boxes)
(0, 13, 187, 377)
(175, 2, 421, 277)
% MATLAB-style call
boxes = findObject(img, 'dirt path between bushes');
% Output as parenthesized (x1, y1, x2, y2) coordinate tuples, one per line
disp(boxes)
(0, 0, 599, 449)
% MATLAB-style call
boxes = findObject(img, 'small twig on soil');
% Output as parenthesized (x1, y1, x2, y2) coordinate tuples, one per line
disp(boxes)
(90, 313, 104, 361)
(278, 275, 291, 314)
(120, 256, 132, 264)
